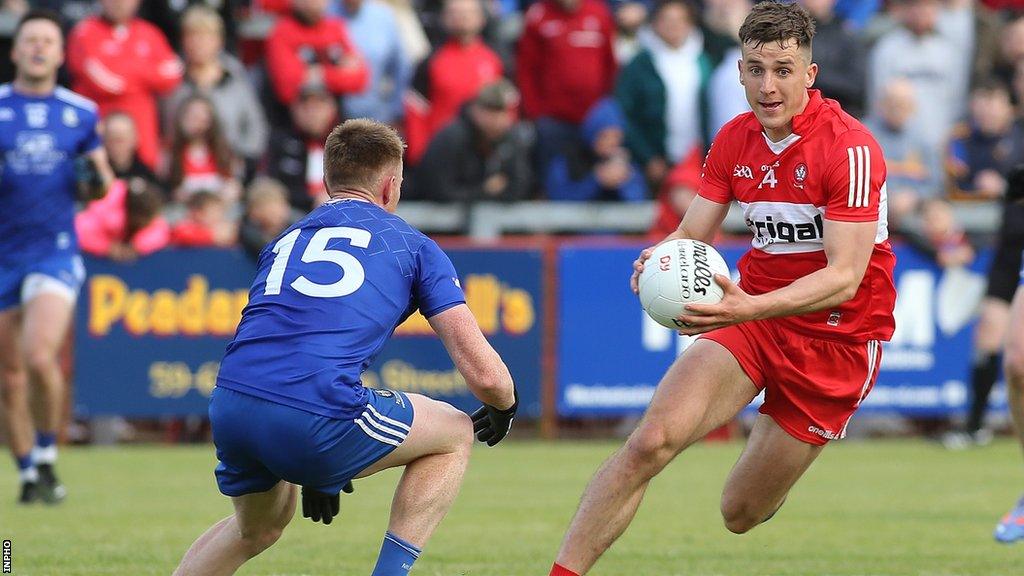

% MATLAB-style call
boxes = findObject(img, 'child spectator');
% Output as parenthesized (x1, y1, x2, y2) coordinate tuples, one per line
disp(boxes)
(76, 178, 170, 262)
(170, 191, 237, 247)
(905, 198, 976, 269)
(164, 95, 241, 204)
(949, 79, 1024, 198)
(164, 5, 268, 175)
(239, 178, 296, 260)
(545, 98, 647, 202)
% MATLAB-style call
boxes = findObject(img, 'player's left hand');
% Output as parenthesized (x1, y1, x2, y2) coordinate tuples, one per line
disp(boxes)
(301, 481, 353, 525)
(471, 390, 518, 447)
(675, 274, 761, 336)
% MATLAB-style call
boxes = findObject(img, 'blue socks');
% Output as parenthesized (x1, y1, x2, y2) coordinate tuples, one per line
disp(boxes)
(14, 453, 37, 483)
(370, 531, 421, 576)
(36, 431, 56, 448)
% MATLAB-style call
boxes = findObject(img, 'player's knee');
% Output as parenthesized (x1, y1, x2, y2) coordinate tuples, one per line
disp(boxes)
(24, 346, 58, 376)
(237, 525, 284, 558)
(623, 424, 681, 476)
(451, 409, 473, 455)
(721, 493, 780, 535)
(720, 498, 761, 534)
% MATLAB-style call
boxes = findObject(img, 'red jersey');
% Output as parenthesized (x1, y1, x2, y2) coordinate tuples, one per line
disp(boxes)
(699, 90, 896, 343)
(264, 14, 369, 104)
(67, 17, 183, 168)
(517, 0, 617, 124)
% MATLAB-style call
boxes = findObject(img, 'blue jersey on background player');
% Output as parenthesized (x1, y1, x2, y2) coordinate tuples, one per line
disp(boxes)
(211, 197, 466, 495)
(0, 83, 101, 309)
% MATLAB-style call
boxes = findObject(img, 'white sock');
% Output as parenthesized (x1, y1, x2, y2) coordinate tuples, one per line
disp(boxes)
(32, 445, 57, 465)
(19, 466, 38, 483)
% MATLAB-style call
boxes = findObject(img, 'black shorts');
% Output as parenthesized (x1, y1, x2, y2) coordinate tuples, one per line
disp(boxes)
(986, 234, 1024, 303)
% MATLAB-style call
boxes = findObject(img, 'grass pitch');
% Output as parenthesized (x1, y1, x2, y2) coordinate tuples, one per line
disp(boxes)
(2, 439, 1023, 575)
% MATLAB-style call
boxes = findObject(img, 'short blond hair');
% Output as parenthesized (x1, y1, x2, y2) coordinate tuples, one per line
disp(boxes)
(323, 119, 406, 191)
(181, 5, 224, 37)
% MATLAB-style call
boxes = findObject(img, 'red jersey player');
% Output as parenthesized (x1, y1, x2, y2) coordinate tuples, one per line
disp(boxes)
(549, 3, 896, 575)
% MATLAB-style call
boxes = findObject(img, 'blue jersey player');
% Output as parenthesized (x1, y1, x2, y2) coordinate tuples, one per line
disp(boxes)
(174, 119, 518, 576)
(995, 246, 1024, 543)
(0, 10, 112, 506)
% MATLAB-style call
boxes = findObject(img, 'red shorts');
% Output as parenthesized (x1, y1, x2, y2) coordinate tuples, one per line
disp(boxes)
(700, 319, 882, 446)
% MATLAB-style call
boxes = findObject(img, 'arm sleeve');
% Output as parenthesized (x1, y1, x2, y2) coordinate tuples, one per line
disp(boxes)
(79, 111, 103, 154)
(601, 7, 618, 96)
(144, 28, 183, 95)
(614, 61, 657, 166)
(545, 156, 600, 201)
(264, 23, 306, 105)
(695, 135, 733, 203)
(516, 8, 543, 119)
(414, 239, 466, 318)
(386, 17, 411, 121)
(823, 130, 887, 222)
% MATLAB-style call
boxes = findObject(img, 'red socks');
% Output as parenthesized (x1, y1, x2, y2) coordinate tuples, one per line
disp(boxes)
(550, 563, 581, 576)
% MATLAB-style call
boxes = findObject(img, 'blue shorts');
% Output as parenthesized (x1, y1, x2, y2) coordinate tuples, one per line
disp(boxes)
(209, 386, 415, 497)
(0, 252, 85, 311)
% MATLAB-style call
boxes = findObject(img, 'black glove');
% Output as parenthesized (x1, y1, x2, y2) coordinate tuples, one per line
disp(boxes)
(471, 390, 518, 446)
(301, 481, 353, 525)
(75, 155, 104, 200)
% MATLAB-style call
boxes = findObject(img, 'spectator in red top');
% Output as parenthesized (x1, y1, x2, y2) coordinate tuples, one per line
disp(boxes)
(406, 0, 503, 163)
(170, 190, 237, 247)
(264, 0, 369, 107)
(648, 148, 702, 241)
(517, 0, 616, 181)
(67, 0, 183, 168)
(162, 95, 241, 204)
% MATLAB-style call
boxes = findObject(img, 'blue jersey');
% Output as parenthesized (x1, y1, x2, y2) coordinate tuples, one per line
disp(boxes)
(0, 84, 101, 267)
(216, 199, 466, 419)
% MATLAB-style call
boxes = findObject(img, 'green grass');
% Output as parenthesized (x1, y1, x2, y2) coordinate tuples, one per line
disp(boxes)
(2, 439, 1023, 575)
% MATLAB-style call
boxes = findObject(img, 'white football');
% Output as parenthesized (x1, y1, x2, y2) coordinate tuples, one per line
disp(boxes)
(637, 239, 731, 330)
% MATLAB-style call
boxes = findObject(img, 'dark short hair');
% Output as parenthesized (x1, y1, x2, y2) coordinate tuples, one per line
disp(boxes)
(972, 76, 1010, 98)
(323, 119, 406, 191)
(738, 1, 815, 53)
(14, 9, 64, 43)
(186, 190, 223, 211)
(652, 0, 697, 22)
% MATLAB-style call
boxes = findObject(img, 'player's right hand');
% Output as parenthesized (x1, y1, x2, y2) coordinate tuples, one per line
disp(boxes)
(301, 481, 353, 526)
(630, 247, 655, 294)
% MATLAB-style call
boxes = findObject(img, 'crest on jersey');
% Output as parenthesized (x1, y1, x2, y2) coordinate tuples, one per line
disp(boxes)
(62, 106, 79, 128)
(25, 103, 48, 128)
(793, 163, 808, 189)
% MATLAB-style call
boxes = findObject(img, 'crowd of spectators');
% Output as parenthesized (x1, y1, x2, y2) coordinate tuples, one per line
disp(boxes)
(3, 0, 1022, 259)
